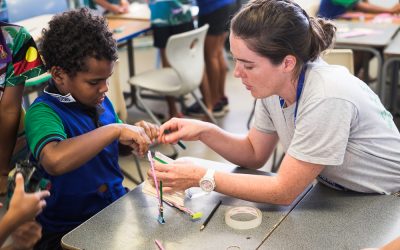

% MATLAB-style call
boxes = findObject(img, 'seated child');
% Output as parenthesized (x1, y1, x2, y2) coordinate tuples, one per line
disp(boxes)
(85, 0, 130, 14)
(24, 8, 158, 249)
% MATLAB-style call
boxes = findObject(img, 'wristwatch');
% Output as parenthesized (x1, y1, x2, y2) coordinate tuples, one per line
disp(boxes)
(199, 169, 216, 192)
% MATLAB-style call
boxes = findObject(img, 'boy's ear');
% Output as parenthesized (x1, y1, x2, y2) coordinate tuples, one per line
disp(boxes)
(50, 66, 67, 84)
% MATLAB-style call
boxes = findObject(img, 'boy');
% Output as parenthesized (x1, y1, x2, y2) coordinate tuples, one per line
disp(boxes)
(25, 8, 158, 249)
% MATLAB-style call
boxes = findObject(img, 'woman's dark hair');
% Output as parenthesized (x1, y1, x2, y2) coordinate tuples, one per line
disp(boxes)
(231, 0, 336, 76)
(40, 8, 118, 77)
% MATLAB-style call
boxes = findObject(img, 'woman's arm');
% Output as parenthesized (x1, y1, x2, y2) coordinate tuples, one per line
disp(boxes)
(152, 153, 324, 205)
(159, 118, 278, 169)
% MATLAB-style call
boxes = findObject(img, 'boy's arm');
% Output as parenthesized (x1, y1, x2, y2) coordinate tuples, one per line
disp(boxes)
(0, 212, 19, 248)
(26, 103, 152, 176)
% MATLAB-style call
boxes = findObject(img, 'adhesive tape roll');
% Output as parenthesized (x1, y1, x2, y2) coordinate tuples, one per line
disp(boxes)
(225, 206, 262, 230)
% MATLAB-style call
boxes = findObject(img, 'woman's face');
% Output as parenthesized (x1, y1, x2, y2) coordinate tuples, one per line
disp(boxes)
(230, 34, 286, 99)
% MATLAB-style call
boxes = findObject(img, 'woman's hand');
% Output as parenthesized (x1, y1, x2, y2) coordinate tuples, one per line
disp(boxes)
(147, 160, 206, 192)
(158, 118, 213, 145)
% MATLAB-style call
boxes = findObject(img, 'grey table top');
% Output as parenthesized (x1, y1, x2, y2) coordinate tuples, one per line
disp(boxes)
(61, 158, 311, 250)
(259, 184, 400, 250)
(384, 30, 400, 56)
(334, 20, 400, 47)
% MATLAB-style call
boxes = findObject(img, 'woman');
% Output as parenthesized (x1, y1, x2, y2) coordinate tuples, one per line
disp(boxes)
(151, 0, 400, 205)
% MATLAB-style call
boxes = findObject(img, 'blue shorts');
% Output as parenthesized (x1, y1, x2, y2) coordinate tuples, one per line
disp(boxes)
(198, 3, 235, 36)
(152, 21, 194, 49)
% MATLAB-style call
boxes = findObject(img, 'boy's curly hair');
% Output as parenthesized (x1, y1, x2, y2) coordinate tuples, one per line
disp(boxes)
(40, 8, 118, 77)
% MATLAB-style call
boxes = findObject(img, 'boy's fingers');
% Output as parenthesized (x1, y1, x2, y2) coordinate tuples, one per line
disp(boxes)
(37, 190, 50, 200)
(14, 173, 25, 193)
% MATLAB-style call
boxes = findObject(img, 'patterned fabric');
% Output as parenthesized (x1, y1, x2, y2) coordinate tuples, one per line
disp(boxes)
(149, 0, 192, 27)
(0, 22, 45, 161)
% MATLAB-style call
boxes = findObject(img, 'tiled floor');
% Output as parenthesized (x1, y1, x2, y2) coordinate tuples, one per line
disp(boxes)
(116, 35, 274, 189)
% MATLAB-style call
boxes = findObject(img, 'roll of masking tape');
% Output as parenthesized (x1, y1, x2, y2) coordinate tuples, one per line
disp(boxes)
(225, 206, 262, 230)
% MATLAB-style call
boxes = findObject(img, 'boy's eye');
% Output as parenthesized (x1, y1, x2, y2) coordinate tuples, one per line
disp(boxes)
(88, 80, 99, 85)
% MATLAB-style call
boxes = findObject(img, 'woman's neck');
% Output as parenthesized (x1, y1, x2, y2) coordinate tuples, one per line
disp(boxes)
(279, 77, 298, 106)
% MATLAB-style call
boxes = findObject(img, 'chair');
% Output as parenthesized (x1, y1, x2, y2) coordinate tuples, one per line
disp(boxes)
(128, 24, 217, 125)
(322, 49, 354, 74)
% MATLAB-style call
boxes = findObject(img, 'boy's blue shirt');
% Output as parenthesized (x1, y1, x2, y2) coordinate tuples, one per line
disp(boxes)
(28, 88, 126, 233)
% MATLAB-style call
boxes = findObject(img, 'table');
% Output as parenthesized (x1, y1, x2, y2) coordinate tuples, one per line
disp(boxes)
(61, 158, 312, 250)
(334, 20, 400, 99)
(382, 30, 400, 114)
(15, 14, 53, 41)
(259, 184, 400, 250)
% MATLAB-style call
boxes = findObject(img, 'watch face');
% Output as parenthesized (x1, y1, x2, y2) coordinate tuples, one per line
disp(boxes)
(200, 179, 214, 192)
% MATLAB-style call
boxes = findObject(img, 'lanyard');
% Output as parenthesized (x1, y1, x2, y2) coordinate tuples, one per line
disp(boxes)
(279, 65, 307, 125)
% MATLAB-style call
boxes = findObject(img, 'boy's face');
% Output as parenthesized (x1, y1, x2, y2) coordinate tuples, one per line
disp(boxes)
(60, 58, 114, 107)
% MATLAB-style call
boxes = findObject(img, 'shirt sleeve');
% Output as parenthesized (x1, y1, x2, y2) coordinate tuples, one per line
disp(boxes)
(25, 102, 67, 160)
(253, 98, 277, 134)
(287, 97, 356, 166)
(5, 26, 46, 87)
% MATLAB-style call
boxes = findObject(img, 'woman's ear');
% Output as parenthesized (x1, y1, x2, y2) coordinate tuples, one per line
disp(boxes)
(282, 55, 297, 73)
(50, 66, 66, 85)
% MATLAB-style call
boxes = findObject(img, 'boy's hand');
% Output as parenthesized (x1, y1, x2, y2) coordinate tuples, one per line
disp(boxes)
(7, 173, 50, 227)
(118, 124, 151, 156)
(10, 221, 42, 250)
(134, 121, 159, 143)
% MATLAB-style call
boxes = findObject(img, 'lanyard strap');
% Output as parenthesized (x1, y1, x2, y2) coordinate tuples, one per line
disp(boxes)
(294, 65, 307, 125)
(279, 65, 308, 125)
